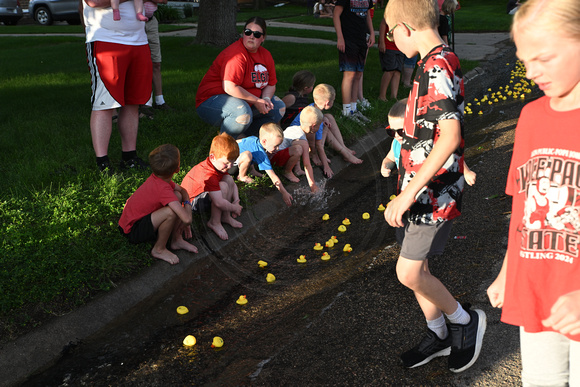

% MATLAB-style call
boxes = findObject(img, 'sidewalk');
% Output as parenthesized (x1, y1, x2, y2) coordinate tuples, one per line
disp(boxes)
(0, 22, 514, 387)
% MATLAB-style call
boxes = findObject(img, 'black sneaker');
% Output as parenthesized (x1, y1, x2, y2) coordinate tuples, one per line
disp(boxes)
(97, 159, 114, 174)
(400, 328, 452, 368)
(448, 307, 487, 373)
(119, 156, 149, 171)
(154, 103, 174, 111)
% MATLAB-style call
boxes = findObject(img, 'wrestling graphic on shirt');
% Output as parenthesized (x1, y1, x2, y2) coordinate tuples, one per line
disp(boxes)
(516, 151, 580, 263)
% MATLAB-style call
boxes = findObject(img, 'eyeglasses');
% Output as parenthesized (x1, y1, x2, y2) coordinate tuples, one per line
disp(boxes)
(386, 22, 415, 42)
(244, 29, 264, 39)
(386, 126, 404, 137)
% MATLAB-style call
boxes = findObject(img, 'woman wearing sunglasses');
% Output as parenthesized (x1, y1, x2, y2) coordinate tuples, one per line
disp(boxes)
(195, 16, 285, 139)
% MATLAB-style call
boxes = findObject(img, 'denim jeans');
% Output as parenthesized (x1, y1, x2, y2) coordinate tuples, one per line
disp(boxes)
(196, 94, 285, 138)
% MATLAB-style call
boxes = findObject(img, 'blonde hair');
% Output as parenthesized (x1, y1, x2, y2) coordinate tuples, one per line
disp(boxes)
(290, 70, 316, 92)
(259, 122, 284, 141)
(313, 83, 336, 103)
(385, 0, 439, 30)
(441, 0, 458, 16)
(210, 132, 239, 160)
(512, 0, 580, 40)
(300, 105, 324, 126)
(149, 144, 180, 178)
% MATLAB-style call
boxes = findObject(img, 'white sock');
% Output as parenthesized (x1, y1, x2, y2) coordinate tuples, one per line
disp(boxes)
(155, 95, 166, 105)
(445, 301, 471, 325)
(342, 103, 351, 115)
(427, 314, 448, 339)
(351, 101, 358, 112)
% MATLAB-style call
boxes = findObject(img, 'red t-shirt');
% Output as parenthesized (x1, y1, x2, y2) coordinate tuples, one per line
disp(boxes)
(118, 174, 177, 234)
(195, 39, 278, 108)
(181, 157, 227, 200)
(503, 96, 580, 341)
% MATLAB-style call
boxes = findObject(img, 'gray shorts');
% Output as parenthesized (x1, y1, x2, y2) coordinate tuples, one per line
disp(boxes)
(380, 49, 404, 72)
(396, 218, 453, 260)
(145, 16, 161, 63)
(191, 191, 212, 213)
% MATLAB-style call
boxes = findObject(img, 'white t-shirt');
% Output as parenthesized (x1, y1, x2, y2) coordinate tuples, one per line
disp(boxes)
(83, 1, 147, 45)
(280, 125, 307, 150)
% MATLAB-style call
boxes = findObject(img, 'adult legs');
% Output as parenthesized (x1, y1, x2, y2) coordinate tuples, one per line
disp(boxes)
(196, 95, 252, 137)
(245, 96, 286, 137)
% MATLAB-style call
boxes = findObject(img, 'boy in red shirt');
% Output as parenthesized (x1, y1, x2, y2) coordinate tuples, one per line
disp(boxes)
(119, 144, 198, 265)
(181, 133, 243, 241)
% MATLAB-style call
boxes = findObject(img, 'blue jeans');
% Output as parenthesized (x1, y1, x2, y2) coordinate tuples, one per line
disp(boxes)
(196, 94, 285, 138)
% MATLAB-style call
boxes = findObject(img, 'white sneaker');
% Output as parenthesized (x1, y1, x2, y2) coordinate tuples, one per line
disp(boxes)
(358, 98, 371, 111)
(343, 111, 362, 124)
(352, 110, 371, 123)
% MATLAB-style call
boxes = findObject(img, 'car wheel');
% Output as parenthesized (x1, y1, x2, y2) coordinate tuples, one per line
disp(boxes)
(35, 6, 53, 25)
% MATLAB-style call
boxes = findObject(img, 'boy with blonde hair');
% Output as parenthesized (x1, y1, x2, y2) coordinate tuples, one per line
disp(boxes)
(384, 0, 485, 373)
(181, 133, 243, 241)
(236, 123, 293, 206)
(271, 105, 321, 193)
(119, 144, 197, 265)
(291, 83, 362, 178)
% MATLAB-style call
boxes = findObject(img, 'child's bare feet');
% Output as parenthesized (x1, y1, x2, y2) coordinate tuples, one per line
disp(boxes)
(348, 148, 357, 155)
(293, 167, 305, 177)
(283, 172, 300, 183)
(325, 156, 332, 164)
(238, 175, 255, 184)
(312, 154, 322, 166)
(344, 153, 363, 164)
(208, 221, 229, 240)
(249, 166, 263, 178)
(222, 215, 243, 229)
(171, 239, 198, 254)
(151, 248, 180, 265)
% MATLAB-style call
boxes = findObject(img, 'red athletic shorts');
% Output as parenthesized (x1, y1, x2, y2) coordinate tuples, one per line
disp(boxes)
(270, 148, 291, 167)
(87, 41, 152, 109)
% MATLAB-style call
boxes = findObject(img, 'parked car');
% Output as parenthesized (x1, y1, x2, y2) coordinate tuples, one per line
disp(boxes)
(28, 0, 80, 25)
(0, 0, 23, 25)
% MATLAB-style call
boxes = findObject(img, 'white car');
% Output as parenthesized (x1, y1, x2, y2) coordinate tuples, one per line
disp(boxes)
(0, 0, 23, 25)
(28, 0, 80, 25)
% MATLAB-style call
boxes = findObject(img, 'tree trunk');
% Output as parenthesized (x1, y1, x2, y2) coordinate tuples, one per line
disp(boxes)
(196, 0, 239, 47)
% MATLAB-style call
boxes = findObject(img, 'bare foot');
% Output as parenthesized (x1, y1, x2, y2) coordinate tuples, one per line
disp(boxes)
(238, 175, 255, 184)
(324, 156, 332, 165)
(151, 248, 180, 265)
(249, 167, 263, 178)
(344, 153, 363, 164)
(222, 216, 243, 229)
(347, 148, 357, 155)
(283, 171, 300, 183)
(208, 221, 229, 240)
(293, 167, 305, 177)
(171, 239, 198, 254)
(312, 154, 322, 166)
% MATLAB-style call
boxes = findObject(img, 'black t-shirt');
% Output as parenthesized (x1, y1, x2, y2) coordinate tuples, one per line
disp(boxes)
(336, 0, 373, 44)
(438, 14, 450, 41)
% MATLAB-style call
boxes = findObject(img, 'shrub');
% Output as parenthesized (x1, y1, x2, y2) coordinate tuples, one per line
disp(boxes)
(183, 4, 194, 18)
(155, 4, 181, 23)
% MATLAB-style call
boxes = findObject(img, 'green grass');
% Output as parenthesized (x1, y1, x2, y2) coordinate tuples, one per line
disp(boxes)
(0, 1, 505, 338)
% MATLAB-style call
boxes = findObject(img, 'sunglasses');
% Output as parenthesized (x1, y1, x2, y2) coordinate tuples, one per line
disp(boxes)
(386, 22, 415, 42)
(386, 126, 404, 137)
(244, 29, 264, 39)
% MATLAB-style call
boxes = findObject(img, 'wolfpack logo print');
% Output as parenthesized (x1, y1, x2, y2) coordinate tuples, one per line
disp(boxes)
(251, 64, 269, 89)
(349, 0, 369, 18)
(516, 151, 580, 262)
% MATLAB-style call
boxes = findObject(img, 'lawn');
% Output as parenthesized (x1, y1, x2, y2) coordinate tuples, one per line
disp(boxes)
(0, 0, 510, 340)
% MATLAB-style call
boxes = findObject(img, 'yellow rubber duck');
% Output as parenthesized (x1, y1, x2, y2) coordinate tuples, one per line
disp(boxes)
(377, 204, 386, 211)
(325, 239, 335, 248)
(321, 252, 330, 261)
(342, 218, 351, 226)
(266, 273, 276, 283)
(389, 194, 397, 201)
(331, 235, 338, 243)
(257, 260, 268, 268)
(362, 212, 370, 220)
(236, 295, 248, 305)
(313, 243, 324, 250)
(322, 214, 330, 221)
(338, 225, 347, 232)
(343, 244, 352, 253)
(183, 335, 196, 346)
(176, 306, 189, 315)
(297, 255, 307, 263)
(211, 336, 224, 348)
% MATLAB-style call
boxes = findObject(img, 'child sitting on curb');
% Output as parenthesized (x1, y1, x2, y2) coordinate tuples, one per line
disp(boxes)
(181, 133, 243, 241)
(291, 83, 362, 178)
(271, 105, 321, 193)
(236, 123, 293, 206)
(118, 144, 198, 265)
(281, 70, 316, 129)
